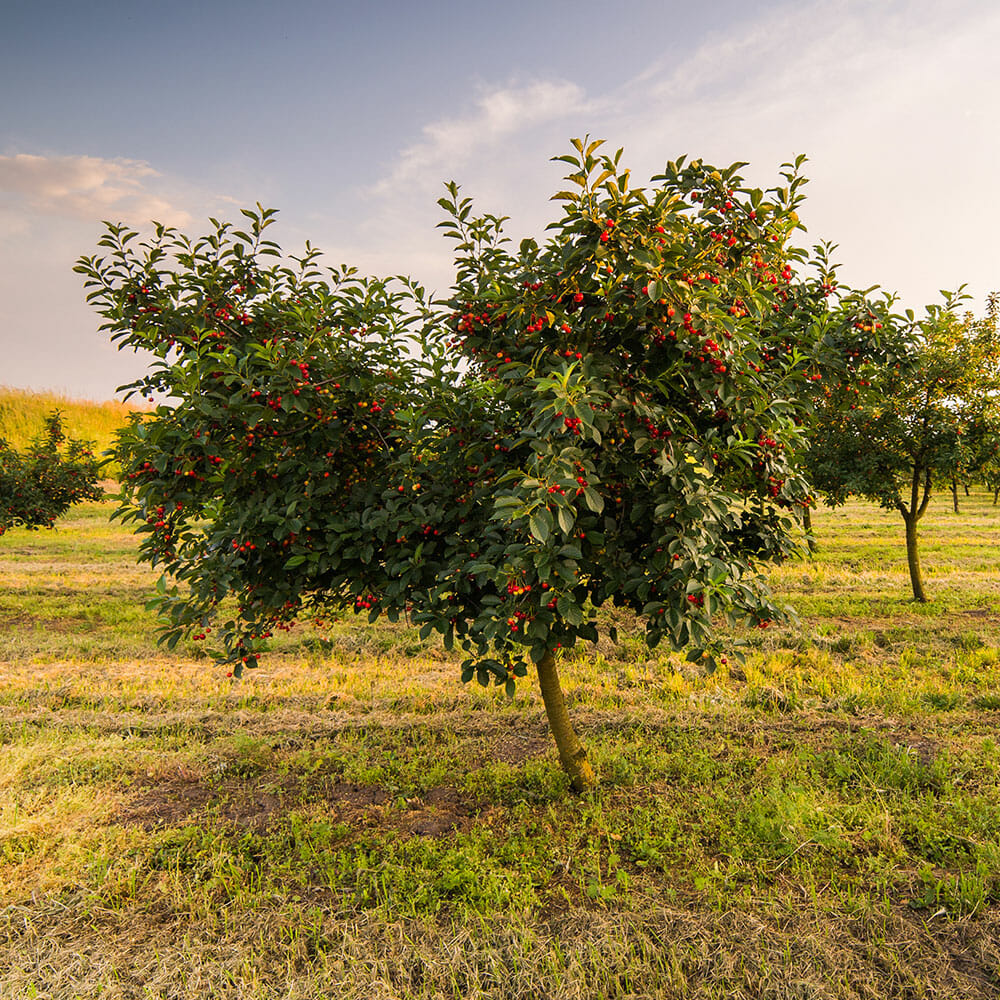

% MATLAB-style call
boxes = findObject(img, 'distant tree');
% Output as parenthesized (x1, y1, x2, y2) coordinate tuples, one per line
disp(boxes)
(0, 412, 104, 536)
(806, 295, 1000, 601)
(77, 141, 826, 790)
(984, 466, 1000, 505)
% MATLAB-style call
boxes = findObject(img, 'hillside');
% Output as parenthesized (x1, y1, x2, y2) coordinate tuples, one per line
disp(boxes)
(0, 386, 147, 459)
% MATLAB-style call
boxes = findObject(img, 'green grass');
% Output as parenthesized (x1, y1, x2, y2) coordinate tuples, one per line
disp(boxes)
(1, 493, 1000, 997)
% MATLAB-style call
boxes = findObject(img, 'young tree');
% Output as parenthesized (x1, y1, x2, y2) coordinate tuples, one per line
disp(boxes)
(77, 141, 823, 790)
(0, 413, 104, 536)
(806, 295, 1000, 601)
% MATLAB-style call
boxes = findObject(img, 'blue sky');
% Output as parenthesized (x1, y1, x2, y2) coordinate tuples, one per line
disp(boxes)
(2, 0, 998, 399)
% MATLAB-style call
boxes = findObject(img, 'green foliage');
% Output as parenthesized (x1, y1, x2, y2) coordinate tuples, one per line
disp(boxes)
(800, 287, 1000, 598)
(807, 293, 1000, 513)
(0, 412, 104, 535)
(76, 141, 828, 678)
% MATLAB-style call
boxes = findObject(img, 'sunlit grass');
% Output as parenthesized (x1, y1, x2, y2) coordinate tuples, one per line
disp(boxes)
(2, 491, 1000, 996)
(0, 385, 145, 455)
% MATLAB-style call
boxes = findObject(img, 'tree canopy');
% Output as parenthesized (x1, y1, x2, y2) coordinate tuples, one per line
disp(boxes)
(78, 140, 844, 787)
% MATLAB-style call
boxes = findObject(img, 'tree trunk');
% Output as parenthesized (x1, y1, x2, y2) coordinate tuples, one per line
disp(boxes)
(994, 485, 999, 506)
(904, 514, 928, 603)
(950, 478, 959, 514)
(802, 504, 816, 555)
(897, 465, 932, 603)
(536, 650, 595, 792)
(964, 482, 970, 496)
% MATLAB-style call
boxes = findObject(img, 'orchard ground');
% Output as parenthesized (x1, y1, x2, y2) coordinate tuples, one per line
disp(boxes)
(1, 493, 1000, 998)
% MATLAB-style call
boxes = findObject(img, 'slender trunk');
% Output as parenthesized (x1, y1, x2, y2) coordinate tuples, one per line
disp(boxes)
(950, 477, 959, 514)
(536, 650, 595, 792)
(964, 483, 970, 497)
(903, 513, 928, 603)
(802, 504, 816, 555)
(994, 485, 999, 506)
(897, 466, 932, 603)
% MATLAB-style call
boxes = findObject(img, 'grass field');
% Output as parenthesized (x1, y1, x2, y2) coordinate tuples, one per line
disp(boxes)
(2, 492, 1000, 998)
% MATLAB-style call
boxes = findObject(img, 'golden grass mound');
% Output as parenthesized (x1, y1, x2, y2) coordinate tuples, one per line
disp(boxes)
(0, 386, 148, 452)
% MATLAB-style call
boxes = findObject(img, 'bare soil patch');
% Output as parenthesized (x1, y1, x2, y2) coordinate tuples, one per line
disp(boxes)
(114, 766, 483, 839)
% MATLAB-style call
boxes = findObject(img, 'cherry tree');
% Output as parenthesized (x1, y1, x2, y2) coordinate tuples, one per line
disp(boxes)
(78, 141, 822, 788)
(0, 413, 103, 536)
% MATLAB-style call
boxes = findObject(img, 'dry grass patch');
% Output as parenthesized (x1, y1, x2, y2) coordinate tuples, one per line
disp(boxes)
(2, 898, 999, 999)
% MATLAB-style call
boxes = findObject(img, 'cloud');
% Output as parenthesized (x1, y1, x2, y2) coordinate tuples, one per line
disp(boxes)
(0, 154, 191, 225)
(372, 79, 596, 196)
(551, 0, 1000, 308)
(333, 0, 1000, 307)
(615, 0, 1000, 170)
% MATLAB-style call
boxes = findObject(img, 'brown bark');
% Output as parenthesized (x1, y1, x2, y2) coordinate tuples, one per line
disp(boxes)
(950, 478, 959, 514)
(536, 650, 595, 792)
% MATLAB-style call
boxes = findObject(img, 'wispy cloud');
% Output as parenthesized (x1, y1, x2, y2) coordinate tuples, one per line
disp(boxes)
(610, 0, 1000, 166)
(605, 0, 1000, 306)
(357, 0, 1000, 311)
(0, 154, 191, 225)
(372, 79, 595, 196)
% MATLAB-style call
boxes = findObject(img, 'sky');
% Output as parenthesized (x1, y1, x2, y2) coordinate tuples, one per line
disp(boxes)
(2, 0, 998, 401)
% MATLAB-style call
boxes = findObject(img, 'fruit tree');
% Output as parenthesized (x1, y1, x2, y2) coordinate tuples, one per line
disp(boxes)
(77, 140, 825, 789)
(0, 412, 103, 536)
(806, 293, 1000, 601)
